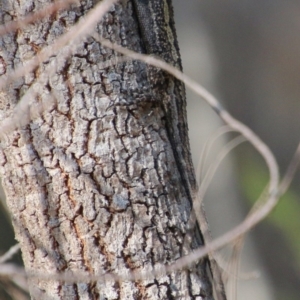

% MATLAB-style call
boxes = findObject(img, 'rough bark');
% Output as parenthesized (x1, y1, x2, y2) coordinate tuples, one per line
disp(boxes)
(0, 0, 213, 299)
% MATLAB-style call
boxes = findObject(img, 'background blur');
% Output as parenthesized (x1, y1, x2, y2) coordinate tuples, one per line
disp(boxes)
(1, 1, 300, 299)
(173, 0, 300, 300)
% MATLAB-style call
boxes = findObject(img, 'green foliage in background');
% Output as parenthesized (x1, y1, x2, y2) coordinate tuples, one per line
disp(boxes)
(241, 156, 300, 267)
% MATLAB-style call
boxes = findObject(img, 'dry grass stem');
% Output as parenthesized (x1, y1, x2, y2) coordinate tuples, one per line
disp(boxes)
(0, 0, 78, 37)
(197, 125, 234, 182)
(0, 244, 20, 264)
(1, 0, 117, 91)
(94, 36, 280, 263)
(0, 0, 118, 139)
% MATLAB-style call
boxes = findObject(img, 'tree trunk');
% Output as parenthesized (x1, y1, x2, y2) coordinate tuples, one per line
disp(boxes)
(0, 0, 213, 299)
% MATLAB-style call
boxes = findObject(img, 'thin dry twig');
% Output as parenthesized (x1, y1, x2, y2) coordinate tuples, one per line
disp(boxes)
(224, 141, 300, 298)
(0, 86, 57, 138)
(190, 135, 247, 277)
(0, 244, 20, 265)
(0, 0, 77, 37)
(227, 239, 241, 300)
(279, 142, 300, 195)
(0, 0, 118, 92)
(10, 35, 281, 285)
(0, 0, 118, 139)
(197, 135, 246, 205)
(0, 263, 25, 278)
(197, 125, 234, 182)
(94, 36, 280, 260)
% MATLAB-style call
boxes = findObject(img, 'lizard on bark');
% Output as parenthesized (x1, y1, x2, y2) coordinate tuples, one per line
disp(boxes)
(131, 0, 227, 299)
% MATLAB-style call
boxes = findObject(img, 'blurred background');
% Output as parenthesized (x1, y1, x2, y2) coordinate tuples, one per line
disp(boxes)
(1, 1, 300, 299)
(173, 0, 300, 299)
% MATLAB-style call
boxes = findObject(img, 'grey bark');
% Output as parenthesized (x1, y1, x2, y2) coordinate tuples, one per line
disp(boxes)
(0, 0, 213, 299)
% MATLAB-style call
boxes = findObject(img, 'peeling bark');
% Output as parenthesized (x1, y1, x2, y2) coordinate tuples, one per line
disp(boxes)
(0, 0, 213, 299)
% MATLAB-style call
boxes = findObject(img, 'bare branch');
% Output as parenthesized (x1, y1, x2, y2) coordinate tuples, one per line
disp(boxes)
(197, 125, 234, 182)
(0, 244, 20, 264)
(0, 0, 118, 139)
(197, 135, 246, 206)
(0, 0, 118, 92)
(0, 0, 78, 37)
(279, 142, 300, 195)
(0, 263, 25, 278)
(94, 36, 280, 257)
